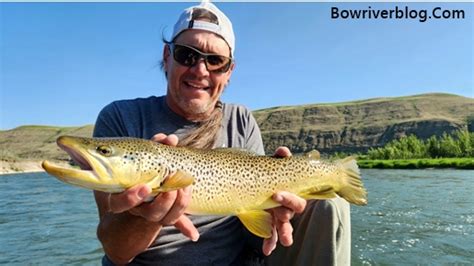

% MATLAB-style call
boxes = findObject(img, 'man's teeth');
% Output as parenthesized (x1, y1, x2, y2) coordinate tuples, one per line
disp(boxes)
(186, 81, 208, 89)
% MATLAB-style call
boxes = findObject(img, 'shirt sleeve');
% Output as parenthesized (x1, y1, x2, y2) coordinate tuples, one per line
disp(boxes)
(245, 112, 265, 155)
(92, 102, 128, 138)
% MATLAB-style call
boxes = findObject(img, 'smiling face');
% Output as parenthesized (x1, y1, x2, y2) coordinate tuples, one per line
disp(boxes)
(163, 30, 234, 121)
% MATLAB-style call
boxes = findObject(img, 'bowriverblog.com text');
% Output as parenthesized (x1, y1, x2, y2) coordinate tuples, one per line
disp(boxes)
(331, 6, 465, 22)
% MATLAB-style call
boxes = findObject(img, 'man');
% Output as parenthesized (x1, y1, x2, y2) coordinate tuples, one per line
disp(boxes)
(93, 2, 350, 265)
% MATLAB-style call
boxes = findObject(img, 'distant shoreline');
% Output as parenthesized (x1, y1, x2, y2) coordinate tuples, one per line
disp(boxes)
(0, 169, 44, 175)
(0, 160, 69, 175)
(358, 158, 474, 169)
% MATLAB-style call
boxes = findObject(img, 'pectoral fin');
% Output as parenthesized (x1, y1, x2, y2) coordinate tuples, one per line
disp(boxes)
(154, 170, 195, 193)
(237, 210, 273, 239)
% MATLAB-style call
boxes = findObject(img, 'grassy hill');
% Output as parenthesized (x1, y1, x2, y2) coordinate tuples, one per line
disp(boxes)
(0, 125, 94, 173)
(253, 93, 473, 153)
(1, 93, 472, 173)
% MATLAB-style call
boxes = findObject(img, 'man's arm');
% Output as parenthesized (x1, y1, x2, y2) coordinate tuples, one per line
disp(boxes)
(94, 135, 198, 264)
(94, 187, 162, 264)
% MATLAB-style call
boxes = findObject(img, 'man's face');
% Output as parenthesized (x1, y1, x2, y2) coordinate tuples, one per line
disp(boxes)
(163, 30, 234, 121)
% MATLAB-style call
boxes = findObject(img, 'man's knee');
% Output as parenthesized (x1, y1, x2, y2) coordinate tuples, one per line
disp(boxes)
(295, 198, 349, 225)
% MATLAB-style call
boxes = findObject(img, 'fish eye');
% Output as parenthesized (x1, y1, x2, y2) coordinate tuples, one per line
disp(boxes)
(96, 145, 113, 157)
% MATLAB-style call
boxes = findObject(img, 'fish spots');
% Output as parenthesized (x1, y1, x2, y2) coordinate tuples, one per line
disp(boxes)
(72, 137, 349, 214)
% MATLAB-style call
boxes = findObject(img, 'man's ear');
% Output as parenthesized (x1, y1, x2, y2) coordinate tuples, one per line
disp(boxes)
(163, 44, 171, 70)
(226, 62, 235, 80)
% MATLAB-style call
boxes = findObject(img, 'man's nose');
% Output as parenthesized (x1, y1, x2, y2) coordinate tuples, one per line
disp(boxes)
(189, 58, 210, 76)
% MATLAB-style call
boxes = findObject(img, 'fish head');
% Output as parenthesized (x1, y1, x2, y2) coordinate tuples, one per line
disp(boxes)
(42, 136, 167, 193)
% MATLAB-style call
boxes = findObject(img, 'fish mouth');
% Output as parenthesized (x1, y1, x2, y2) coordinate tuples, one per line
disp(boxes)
(58, 138, 93, 171)
(42, 136, 112, 191)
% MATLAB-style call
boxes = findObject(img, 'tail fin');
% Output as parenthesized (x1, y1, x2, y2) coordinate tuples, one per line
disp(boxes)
(337, 157, 368, 205)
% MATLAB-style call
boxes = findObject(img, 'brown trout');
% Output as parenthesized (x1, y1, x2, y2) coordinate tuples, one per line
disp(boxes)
(42, 136, 367, 238)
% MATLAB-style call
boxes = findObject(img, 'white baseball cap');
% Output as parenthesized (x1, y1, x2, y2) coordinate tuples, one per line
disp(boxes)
(171, 1, 235, 57)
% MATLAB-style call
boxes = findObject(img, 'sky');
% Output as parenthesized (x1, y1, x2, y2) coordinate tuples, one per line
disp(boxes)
(1, 2, 472, 130)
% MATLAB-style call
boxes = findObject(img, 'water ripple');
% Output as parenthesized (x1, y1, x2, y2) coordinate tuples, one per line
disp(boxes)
(1, 170, 473, 264)
(352, 169, 474, 265)
(0, 172, 102, 265)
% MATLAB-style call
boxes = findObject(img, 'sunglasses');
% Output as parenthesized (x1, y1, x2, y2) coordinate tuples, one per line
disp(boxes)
(168, 43, 233, 74)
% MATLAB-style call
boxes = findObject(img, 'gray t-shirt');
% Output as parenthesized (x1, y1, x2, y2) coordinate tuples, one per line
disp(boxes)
(94, 96, 265, 265)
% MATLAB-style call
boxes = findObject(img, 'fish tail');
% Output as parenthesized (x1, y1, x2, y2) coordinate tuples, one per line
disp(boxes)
(337, 156, 368, 206)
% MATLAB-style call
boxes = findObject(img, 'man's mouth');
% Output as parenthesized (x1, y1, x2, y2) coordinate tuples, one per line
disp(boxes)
(184, 80, 210, 91)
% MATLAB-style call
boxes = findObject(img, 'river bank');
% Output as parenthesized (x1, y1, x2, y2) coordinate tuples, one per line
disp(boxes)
(0, 160, 70, 175)
(0, 160, 43, 175)
(358, 157, 474, 169)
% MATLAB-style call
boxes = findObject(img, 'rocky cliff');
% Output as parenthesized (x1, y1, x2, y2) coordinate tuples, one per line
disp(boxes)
(253, 93, 473, 154)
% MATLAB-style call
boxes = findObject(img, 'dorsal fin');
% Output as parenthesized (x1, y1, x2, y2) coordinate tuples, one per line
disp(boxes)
(213, 147, 258, 156)
(305, 150, 320, 160)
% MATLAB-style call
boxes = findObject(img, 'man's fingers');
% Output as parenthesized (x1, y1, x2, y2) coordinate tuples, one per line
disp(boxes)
(174, 215, 200, 242)
(126, 186, 197, 242)
(262, 226, 278, 256)
(134, 190, 178, 222)
(164, 134, 179, 146)
(271, 206, 295, 222)
(151, 133, 179, 146)
(273, 146, 292, 158)
(273, 191, 306, 214)
(109, 185, 151, 213)
(151, 133, 167, 142)
(160, 187, 192, 225)
(277, 220, 293, 247)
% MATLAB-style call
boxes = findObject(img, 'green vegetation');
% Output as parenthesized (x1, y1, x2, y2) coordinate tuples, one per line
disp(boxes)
(356, 129, 474, 169)
(366, 129, 473, 159)
(358, 158, 474, 169)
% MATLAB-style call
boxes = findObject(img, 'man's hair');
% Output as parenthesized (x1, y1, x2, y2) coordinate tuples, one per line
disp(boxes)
(178, 101, 223, 149)
(164, 8, 225, 149)
(190, 7, 218, 24)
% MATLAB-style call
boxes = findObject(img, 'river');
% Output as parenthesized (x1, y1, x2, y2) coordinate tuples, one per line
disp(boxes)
(0, 169, 472, 265)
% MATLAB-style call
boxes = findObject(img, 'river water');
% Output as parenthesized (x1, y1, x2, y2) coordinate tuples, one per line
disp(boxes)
(352, 169, 473, 265)
(0, 169, 472, 265)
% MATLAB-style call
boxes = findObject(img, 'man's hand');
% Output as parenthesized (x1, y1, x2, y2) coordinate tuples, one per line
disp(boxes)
(104, 133, 199, 242)
(262, 147, 307, 256)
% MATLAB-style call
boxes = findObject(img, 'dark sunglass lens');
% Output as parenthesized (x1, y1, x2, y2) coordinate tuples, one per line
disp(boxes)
(172, 44, 231, 73)
(206, 56, 231, 73)
(174, 45, 198, 67)
(206, 55, 225, 66)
